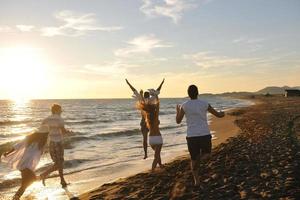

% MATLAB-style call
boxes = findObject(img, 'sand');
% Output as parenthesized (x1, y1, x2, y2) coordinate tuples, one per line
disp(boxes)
(78, 106, 246, 200)
(78, 96, 300, 200)
(210, 111, 241, 147)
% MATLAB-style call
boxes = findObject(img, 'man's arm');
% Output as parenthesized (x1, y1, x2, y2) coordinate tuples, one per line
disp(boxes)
(208, 104, 225, 118)
(60, 119, 73, 135)
(156, 78, 165, 92)
(125, 79, 137, 92)
(176, 104, 185, 124)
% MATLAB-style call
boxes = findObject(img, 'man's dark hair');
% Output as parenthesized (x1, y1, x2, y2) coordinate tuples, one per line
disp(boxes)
(144, 91, 150, 98)
(188, 85, 199, 99)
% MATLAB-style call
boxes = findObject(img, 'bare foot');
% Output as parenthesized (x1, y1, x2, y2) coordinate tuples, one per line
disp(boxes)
(61, 180, 68, 188)
(39, 175, 46, 186)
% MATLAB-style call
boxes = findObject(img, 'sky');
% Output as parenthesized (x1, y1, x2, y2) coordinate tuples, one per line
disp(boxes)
(0, 0, 299, 99)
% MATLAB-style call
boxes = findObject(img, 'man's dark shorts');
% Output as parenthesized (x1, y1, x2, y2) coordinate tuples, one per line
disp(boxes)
(49, 141, 64, 166)
(186, 135, 212, 160)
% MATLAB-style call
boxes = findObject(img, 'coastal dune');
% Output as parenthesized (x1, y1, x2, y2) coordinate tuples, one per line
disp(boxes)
(79, 96, 300, 200)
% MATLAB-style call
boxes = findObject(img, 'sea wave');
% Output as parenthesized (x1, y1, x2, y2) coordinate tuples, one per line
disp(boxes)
(66, 119, 113, 125)
(0, 124, 181, 156)
(0, 119, 34, 126)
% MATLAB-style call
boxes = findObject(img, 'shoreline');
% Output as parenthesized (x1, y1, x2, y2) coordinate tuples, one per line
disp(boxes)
(0, 98, 250, 200)
(78, 96, 300, 199)
(78, 105, 246, 199)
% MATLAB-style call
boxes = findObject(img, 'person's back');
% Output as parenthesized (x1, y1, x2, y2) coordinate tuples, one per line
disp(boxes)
(144, 103, 160, 136)
(182, 99, 210, 138)
(176, 84, 224, 186)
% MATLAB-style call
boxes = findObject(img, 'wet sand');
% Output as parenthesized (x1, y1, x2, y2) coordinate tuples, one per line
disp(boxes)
(78, 96, 300, 200)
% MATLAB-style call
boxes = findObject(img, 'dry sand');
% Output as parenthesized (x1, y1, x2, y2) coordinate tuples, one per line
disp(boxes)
(210, 111, 241, 147)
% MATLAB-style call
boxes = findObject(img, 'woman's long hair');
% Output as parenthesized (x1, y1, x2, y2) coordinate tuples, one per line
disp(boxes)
(26, 132, 49, 150)
(137, 101, 159, 129)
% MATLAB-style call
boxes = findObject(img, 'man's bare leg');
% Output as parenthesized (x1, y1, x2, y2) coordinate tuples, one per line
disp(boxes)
(58, 163, 67, 187)
(191, 153, 210, 186)
(40, 164, 58, 186)
(191, 158, 200, 186)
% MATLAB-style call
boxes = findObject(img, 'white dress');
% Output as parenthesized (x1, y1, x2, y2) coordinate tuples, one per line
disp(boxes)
(1, 139, 42, 171)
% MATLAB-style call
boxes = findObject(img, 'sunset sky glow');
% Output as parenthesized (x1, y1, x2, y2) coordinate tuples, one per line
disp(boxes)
(0, 0, 299, 99)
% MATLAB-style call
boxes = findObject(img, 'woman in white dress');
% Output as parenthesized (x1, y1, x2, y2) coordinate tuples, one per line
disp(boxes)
(1, 126, 49, 200)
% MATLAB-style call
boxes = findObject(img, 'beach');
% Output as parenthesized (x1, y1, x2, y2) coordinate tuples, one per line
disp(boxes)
(0, 97, 250, 199)
(78, 104, 245, 200)
(78, 96, 300, 200)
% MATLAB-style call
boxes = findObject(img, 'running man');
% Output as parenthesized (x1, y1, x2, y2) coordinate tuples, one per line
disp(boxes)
(40, 104, 72, 188)
(176, 85, 225, 186)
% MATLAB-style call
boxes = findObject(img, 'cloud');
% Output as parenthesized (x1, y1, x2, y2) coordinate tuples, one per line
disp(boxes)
(183, 51, 298, 72)
(16, 25, 35, 32)
(183, 51, 258, 68)
(233, 36, 265, 52)
(41, 10, 123, 37)
(72, 61, 139, 78)
(0, 26, 13, 33)
(0, 25, 35, 33)
(140, 0, 197, 24)
(115, 34, 172, 57)
(233, 36, 264, 44)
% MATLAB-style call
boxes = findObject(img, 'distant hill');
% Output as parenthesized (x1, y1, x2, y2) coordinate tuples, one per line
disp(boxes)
(256, 86, 300, 94)
(218, 92, 253, 97)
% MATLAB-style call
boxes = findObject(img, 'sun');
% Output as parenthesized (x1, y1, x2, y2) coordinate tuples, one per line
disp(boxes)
(0, 47, 49, 100)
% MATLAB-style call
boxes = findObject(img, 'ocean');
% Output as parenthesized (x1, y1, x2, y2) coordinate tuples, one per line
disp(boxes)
(0, 97, 251, 199)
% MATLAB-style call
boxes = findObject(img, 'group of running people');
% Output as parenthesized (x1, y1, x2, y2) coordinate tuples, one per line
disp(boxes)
(1, 79, 225, 199)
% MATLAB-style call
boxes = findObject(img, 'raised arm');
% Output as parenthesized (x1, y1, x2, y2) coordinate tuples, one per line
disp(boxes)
(125, 79, 137, 92)
(156, 78, 165, 92)
(139, 90, 145, 102)
(208, 104, 225, 118)
(176, 104, 185, 124)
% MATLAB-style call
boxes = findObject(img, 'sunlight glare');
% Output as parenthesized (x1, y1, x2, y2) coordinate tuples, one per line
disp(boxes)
(0, 47, 49, 100)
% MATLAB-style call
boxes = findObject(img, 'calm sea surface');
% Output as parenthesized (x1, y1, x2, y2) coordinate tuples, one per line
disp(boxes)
(0, 97, 251, 199)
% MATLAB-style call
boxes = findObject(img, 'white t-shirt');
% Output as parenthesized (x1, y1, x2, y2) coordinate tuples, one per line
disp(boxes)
(42, 114, 65, 142)
(182, 99, 210, 137)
